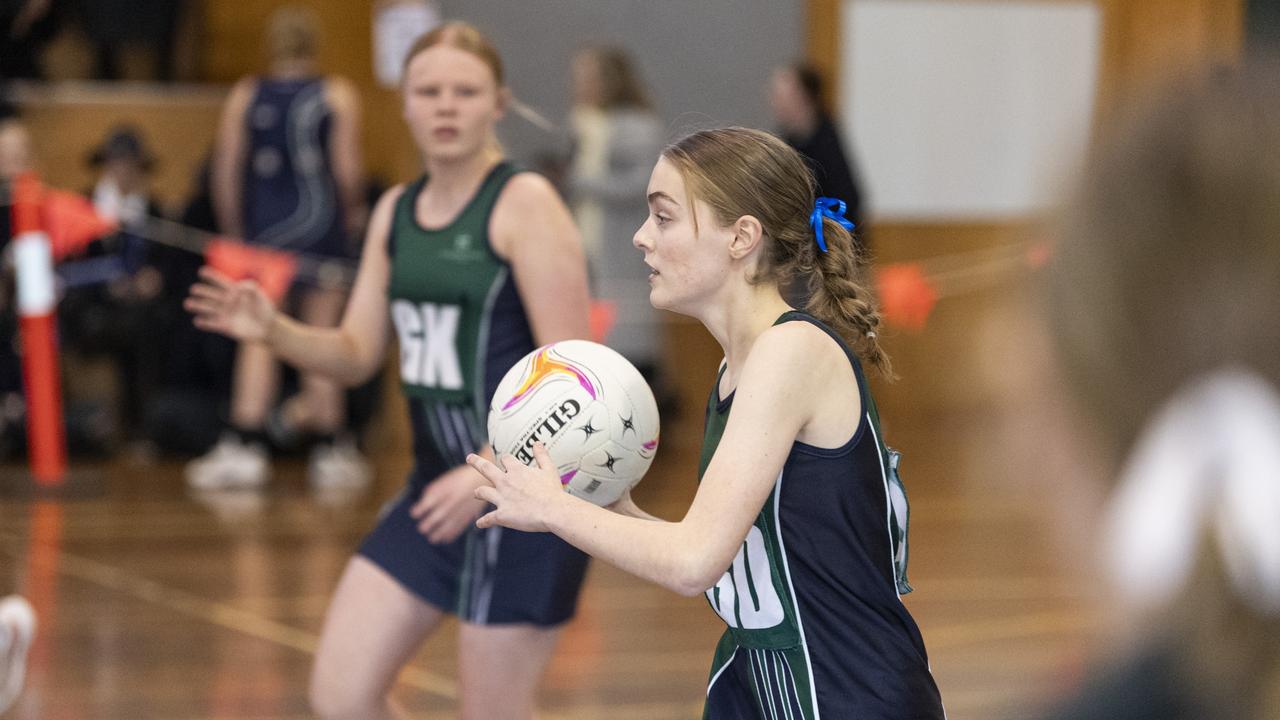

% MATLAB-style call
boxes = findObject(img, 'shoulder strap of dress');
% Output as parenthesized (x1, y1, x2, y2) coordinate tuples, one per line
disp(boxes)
(385, 175, 430, 258)
(772, 309, 884, 435)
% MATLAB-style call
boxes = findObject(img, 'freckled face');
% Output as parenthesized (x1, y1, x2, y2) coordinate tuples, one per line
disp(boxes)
(632, 157, 733, 315)
(402, 45, 504, 163)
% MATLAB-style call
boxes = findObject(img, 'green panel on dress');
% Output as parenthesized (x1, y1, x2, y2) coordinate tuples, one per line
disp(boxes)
(388, 165, 519, 410)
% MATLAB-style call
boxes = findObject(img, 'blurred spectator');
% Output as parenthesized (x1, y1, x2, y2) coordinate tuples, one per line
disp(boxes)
(58, 125, 172, 449)
(1041, 58, 1280, 720)
(0, 0, 62, 80)
(188, 5, 367, 490)
(566, 46, 670, 405)
(769, 63, 866, 245)
(0, 114, 29, 183)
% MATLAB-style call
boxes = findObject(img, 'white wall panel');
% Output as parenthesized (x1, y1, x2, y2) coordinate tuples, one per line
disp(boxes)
(843, 0, 1100, 219)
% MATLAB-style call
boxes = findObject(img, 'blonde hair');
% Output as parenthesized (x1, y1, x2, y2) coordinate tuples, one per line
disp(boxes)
(663, 127, 890, 376)
(402, 21, 504, 86)
(266, 6, 319, 62)
(400, 22, 558, 139)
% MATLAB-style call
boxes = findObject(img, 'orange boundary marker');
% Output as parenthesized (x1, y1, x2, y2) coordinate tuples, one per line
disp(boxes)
(11, 173, 67, 487)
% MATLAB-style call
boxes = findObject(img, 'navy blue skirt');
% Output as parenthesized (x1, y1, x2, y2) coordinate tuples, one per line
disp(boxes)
(358, 468, 590, 626)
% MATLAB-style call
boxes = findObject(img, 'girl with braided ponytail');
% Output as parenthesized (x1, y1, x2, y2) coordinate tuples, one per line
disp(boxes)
(467, 127, 942, 719)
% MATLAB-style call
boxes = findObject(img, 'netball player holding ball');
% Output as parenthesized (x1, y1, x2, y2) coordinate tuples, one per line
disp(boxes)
(469, 127, 946, 719)
(187, 22, 592, 720)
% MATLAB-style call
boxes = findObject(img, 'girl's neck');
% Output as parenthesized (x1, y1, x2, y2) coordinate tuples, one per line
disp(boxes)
(425, 149, 501, 195)
(269, 58, 314, 79)
(702, 281, 793, 384)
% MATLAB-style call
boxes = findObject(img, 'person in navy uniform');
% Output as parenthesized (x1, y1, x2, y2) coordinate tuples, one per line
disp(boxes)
(468, 127, 944, 719)
(188, 6, 368, 490)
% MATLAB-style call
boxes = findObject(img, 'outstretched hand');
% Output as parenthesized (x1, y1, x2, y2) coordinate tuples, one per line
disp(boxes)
(184, 266, 277, 343)
(469, 443, 570, 533)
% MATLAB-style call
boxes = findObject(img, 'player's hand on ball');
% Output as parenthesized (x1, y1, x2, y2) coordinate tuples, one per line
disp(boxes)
(469, 443, 566, 533)
(410, 464, 490, 543)
(185, 266, 277, 343)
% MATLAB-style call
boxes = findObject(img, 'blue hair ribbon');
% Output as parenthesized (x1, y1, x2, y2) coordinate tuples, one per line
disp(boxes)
(809, 197, 855, 253)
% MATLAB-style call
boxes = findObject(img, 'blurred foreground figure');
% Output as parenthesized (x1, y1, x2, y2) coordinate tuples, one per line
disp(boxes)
(1043, 58, 1280, 720)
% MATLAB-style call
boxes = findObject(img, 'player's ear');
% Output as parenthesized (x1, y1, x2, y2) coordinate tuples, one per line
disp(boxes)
(495, 86, 511, 120)
(727, 215, 764, 261)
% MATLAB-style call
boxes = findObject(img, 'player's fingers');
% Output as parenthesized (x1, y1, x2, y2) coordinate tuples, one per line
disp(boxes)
(417, 498, 459, 540)
(417, 493, 461, 535)
(409, 486, 439, 518)
(197, 265, 233, 289)
(530, 443, 554, 472)
(184, 297, 224, 317)
(475, 509, 499, 529)
(420, 516, 449, 542)
(466, 453, 505, 485)
(439, 506, 482, 543)
(235, 280, 265, 301)
(190, 315, 228, 335)
(474, 485, 501, 505)
(427, 520, 465, 544)
(187, 282, 226, 303)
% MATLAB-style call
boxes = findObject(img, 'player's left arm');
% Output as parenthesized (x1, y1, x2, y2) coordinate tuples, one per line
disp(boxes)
(491, 172, 591, 345)
(471, 323, 824, 596)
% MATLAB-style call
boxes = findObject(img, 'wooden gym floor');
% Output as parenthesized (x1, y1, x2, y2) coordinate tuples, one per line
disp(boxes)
(0, 262, 1118, 719)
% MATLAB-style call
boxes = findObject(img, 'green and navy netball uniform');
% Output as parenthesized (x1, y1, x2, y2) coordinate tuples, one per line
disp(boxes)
(358, 163, 589, 626)
(701, 310, 944, 719)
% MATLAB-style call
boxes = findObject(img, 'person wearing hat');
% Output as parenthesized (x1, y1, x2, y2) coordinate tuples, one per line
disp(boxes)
(57, 124, 175, 452)
(88, 126, 159, 232)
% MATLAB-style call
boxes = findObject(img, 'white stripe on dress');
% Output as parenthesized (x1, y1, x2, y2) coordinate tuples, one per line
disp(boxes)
(868, 420, 902, 600)
(706, 646, 739, 697)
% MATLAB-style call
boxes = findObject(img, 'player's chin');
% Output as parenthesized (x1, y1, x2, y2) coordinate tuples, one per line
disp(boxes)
(647, 287, 673, 311)
(423, 143, 472, 164)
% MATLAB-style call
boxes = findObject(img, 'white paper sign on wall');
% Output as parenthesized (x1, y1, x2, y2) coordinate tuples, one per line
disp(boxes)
(374, 0, 442, 88)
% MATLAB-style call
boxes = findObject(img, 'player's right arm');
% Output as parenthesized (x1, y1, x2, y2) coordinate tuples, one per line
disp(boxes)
(470, 323, 835, 597)
(186, 186, 404, 386)
(211, 78, 255, 239)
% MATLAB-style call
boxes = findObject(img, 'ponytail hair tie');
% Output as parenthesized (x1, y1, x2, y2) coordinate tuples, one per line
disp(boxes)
(810, 197, 855, 253)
